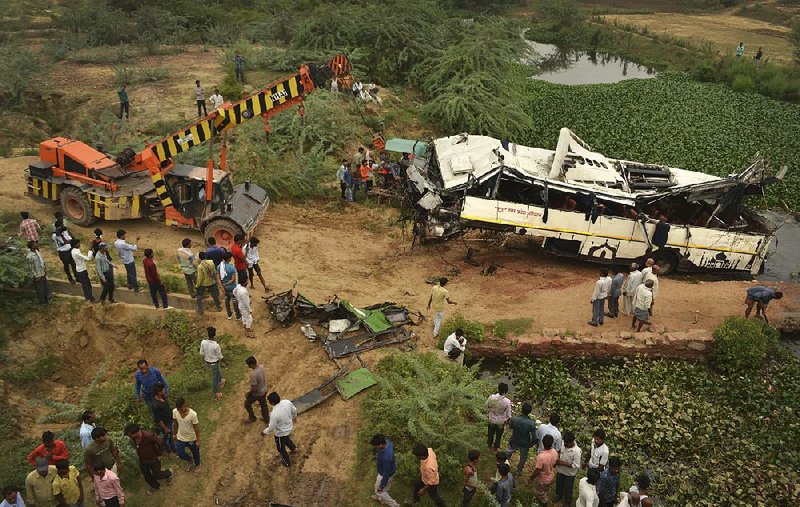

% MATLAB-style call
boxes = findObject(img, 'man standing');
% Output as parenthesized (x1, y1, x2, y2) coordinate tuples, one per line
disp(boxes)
(487, 382, 512, 453)
(505, 402, 537, 477)
(336, 160, 349, 201)
(243, 237, 268, 291)
(117, 85, 129, 119)
(200, 327, 226, 400)
(231, 234, 249, 287)
(640, 257, 655, 278)
(78, 411, 96, 450)
(642, 265, 660, 316)
(532, 434, 558, 505)
(234, 51, 245, 83)
(26, 241, 51, 305)
(607, 268, 624, 318)
(151, 384, 177, 457)
(25, 458, 57, 507)
(90, 464, 124, 507)
(589, 269, 612, 326)
(27, 432, 70, 466)
(70, 239, 95, 303)
(555, 431, 582, 507)
(442, 328, 467, 363)
(577, 468, 600, 507)
(585, 428, 609, 475)
(261, 392, 299, 467)
(411, 445, 444, 507)
(245, 356, 269, 424)
(95, 243, 115, 303)
(173, 398, 201, 475)
(83, 427, 120, 475)
(19, 212, 41, 242)
(736, 42, 745, 59)
(114, 230, 140, 291)
(370, 434, 399, 507)
(462, 450, 480, 506)
(195, 80, 207, 117)
(124, 423, 174, 494)
(353, 147, 366, 168)
(537, 413, 563, 453)
(143, 249, 171, 310)
(632, 280, 654, 332)
(220, 253, 241, 321)
(622, 263, 642, 316)
(53, 224, 77, 284)
(744, 286, 784, 322)
(494, 463, 514, 507)
(205, 238, 226, 267)
(177, 238, 197, 297)
(195, 251, 222, 315)
(52, 459, 83, 507)
(1, 486, 25, 507)
(135, 359, 169, 411)
(233, 282, 255, 338)
(427, 277, 457, 338)
(208, 88, 224, 110)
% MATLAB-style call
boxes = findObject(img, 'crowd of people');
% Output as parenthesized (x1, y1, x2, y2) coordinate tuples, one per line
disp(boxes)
(366, 382, 655, 507)
(335, 146, 413, 202)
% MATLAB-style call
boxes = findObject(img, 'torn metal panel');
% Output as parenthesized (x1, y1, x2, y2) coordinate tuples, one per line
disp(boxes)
(324, 328, 412, 359)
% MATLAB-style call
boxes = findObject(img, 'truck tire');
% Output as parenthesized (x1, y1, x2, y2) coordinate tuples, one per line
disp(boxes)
(203, 217, 244, 249)
(60, 187, 96, 226)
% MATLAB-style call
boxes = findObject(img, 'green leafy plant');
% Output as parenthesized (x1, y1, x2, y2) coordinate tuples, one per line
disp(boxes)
(492, 318, 533, 339)
(712, 316, 779, 374)
(438, 313, 485, 348)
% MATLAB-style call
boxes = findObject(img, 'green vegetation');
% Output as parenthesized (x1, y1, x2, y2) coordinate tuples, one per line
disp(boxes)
(492, 318, 534, 339)
(7, 354, 61, 384)
(508, 346, 800, 505)
(520, 72, 800, 208)
(439, 313, 486, 347)
(712, 316, 780, 374)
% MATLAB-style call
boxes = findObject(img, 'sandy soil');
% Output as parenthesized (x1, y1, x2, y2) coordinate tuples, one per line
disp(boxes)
(3, 152, 799, 505)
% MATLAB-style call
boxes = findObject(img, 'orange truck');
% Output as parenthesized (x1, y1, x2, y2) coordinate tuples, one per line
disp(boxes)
(26, 55, 351, 246)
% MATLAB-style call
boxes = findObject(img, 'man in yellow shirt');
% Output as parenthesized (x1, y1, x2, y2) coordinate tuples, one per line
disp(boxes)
(52, 459, 83, 507)
(427, 277, 457, 337)
(25, 458, 57, 507)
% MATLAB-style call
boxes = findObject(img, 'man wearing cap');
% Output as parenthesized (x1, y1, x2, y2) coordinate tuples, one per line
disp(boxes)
(199, 327, 226, 400)
(114, 229, 140, 291)
(25, 457, 57, 507)
(622, 263, 642, 316)
(95, 242, 116, 303)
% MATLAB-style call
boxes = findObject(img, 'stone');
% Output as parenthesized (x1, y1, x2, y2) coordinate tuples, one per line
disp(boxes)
(542, 328, 566, 337)
(619, 331, 636, 340)
(79, 334, 89, 348)
(687, 341, 708, 351)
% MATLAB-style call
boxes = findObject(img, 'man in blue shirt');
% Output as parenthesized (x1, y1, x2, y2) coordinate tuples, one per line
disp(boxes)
(220, 252, 241, 320)
(206, 237, 226, 267)
(370, 434, 398, 507)
(596, 456, 621, 507)
(745, 286, 783, 322)
(135, 359, 168, 410)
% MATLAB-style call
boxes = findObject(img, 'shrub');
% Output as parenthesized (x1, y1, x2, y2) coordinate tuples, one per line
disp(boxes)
(492, 318, 533, 339)
(438, 313, 485, 347)
(712, 316, 779, 374)
(731, 74, 756, 93)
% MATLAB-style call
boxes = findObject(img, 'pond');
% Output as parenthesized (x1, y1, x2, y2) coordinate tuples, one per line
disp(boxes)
(525, 41, 657, 85)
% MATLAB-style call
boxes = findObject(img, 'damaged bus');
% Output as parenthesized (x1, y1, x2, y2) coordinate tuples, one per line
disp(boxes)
(403, 128, 786, 275)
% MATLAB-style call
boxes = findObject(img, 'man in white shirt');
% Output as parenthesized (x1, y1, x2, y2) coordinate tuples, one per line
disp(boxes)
(576, 468, 600, 507)
(555, 431, 582, 507)
(195, 80, 207, 117)
(589, 269, 612, 326)
(79, 410, 96, 449)
(537, 413, 563, 453)
(199, 327, 226, 400)
(71, 238, 96, 302)
(53, 224, 77, 283)
(177, 238, 197, 297)
(261, 392, 298, 467)
(208, 88, 224, 109)
(640, 257, 654, 278)
(622, 263, 642, 316)
(233, 282, 254, 338)
(642, 265, 660, 316)
(26, 240, 51, 304)
(114, 229, 140, 291)
(586, 429, 609, 473)
(442, 328, 467, 363)
(632, 280, 654, 332)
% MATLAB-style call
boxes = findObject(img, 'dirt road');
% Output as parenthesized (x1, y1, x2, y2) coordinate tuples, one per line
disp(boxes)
(3, 154, 798, 505)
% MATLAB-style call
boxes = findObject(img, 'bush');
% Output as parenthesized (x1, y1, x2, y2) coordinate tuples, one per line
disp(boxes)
(712, 316, 779, 374)
(492, 318, 533, 339)
(0, 40, 46, 108)
(438, 313, 485, 347)
(731, 74, 756, 93)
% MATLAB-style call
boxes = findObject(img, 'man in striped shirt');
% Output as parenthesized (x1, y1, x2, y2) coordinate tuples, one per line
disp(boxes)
(19, 211, 41, 242)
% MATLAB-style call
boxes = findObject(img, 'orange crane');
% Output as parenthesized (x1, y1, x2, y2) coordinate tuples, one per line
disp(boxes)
(26, 54, 352, 246)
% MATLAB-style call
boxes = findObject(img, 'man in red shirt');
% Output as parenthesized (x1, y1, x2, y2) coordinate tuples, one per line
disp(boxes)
(231, 234, 249, 287)
(27, 431, 69, 466)
(143, 248, 171, 310)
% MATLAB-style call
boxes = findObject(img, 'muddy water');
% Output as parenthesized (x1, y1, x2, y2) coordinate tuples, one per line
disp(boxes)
(759, 211, 800, 282)
(525, 41, 657, 85)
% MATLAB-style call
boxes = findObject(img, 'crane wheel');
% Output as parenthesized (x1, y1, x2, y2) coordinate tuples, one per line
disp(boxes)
(203, 217, 244, 249)
(60, 187, 96, 226)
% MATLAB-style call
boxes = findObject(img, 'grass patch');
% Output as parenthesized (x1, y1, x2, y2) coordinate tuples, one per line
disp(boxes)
(492, 318, 534, 338)
(7, 354, 60, 384)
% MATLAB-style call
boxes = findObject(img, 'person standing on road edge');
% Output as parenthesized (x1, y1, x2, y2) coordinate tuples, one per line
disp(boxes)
(70, 239, 96, 303)
(370, 434, 399, 507)
(177, 238, 197, 297)
(245, 356, 269, 424)
(505, 402, 537, 477)
(143, 249, 171, 310)
(135, 359, 169, 412)
(622, 263, 642, 316)
(261, 392, 298, 467)
(487, 382, 512, 453)
(95, 242, 116, 303)
(243, 237, 268, 291)
(114, 230, 140, 291)
(462, 450, 480, 506)
(117, 85, 129, 119)
(173, 398, 201, 475)
(411, 444, 445, 507)
(53, 223, 77, 284)
(199, 327, 226, 400)
(427, 277, 457, 337)
(19, 211, 41, 242)
(195, 80, 207, 117)
(607, 267, 624, 318)
(124, 422, 174, 494)
(91, 463, 124, 507)
(151, 383, 177, 457)
(27, 240, 51, 305)
(231, 234, 249, 287)
(195, 251, 222, 315)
